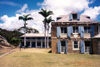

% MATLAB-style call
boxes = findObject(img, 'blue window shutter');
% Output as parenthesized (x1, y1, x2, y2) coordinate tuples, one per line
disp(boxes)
(67, 26, 73, 38)
(77, 14, 80, 20)
(57, 27, 61, 38)
(80, 40, 85, 54)
(69, 14, 72, 21)
(78, 26, 84, 38)
(91, 26, 94, 37)
(65, 40, 67, 54)
(57, 40, 61, 53)
(78, 26, 81, 34)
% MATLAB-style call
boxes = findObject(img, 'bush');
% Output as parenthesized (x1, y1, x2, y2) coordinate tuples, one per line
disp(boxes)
(10, 37, 21, 46)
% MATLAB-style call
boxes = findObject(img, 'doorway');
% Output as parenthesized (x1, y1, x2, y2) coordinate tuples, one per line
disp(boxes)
(61, 41, 65, 53)
(85, 41, 90, 54)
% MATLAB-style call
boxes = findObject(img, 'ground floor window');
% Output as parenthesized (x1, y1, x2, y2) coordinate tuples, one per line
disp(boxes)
(73, 40, 79, 50)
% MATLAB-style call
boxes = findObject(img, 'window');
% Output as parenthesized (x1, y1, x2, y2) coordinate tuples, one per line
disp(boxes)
(73, 41, 79, 50)
(57, 17, 62, 20)
(72, 14, 77, 20)
(73, 27, 78, 33)
(61, 27, 67, 33)
(84, 27, 90, 33)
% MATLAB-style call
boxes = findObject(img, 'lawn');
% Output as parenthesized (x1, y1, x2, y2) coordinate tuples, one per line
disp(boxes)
(0, 48, 12, 55)
(0, 48, 100, 67)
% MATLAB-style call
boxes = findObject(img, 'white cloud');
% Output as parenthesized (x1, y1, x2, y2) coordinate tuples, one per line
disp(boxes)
(82, 6, 100, 19)
(41, 0, 90, 17)
(17, 4, 28, 13)
(0, 1, 21, 7)
(0, 0, 100, 33)
(0, 6, 44, 33)
(0, 14, 23, 30)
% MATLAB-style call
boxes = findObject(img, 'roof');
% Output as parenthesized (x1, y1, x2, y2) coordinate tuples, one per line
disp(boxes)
(21, 33, 51, 37)
(56, 13, 94, 23)
(93, 33, 100, 38)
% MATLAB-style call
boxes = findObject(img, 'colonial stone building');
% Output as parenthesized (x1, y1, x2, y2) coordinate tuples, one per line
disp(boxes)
(51, 12, 100, 54)
(20, 33, 51, 48)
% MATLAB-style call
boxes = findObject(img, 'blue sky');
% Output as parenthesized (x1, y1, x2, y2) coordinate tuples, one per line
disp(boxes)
(0, 0, 100, 32)
(0, 0, 43, 17)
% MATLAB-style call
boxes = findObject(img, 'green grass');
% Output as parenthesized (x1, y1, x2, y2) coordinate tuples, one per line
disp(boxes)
(0, 48, 100, 67)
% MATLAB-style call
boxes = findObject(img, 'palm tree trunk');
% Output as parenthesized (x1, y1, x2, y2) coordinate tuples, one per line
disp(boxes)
(44, 24, 46, 48)
(24, 21, 27, 49)
(47, 24, 49, 48)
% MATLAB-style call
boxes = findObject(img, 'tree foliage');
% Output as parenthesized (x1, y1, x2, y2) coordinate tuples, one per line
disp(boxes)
(19, 14, 33, 33)
(0, 28, 23, 46)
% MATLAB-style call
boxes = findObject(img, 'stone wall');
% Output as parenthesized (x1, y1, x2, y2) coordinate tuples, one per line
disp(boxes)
(93, 39, 100, 54)
(51, 22, 98, 54)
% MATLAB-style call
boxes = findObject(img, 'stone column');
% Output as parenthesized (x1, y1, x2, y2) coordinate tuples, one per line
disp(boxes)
(47, 39, 49, 48)
(35, 39, 37, 48)
(30, 41, 32, 48)
(41, 39, 43, 48)
(24, 37, 26, 48)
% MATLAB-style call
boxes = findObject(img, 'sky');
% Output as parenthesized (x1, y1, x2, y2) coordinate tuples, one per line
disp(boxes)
(0, 0, 100, 33)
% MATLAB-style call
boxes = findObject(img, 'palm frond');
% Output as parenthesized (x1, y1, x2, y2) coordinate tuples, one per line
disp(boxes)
(25, 14, 31, 18)
(27, 17, 33, 20)
(39, 8, 53, 18)
(43, 16, 54, 24)
(19, 16, 23, 20)
(48, 11, 53, 15)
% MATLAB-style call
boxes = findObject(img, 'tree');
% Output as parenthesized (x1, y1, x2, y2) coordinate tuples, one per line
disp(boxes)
(10, 37, 20, 46)
(26, 27, 39, 33)
(43, 16, 54, 48)
(39, 9, 53, 48)
(18, 27, 39, 33)
(19, 14, 33, 33)
(19, 14, 33, 48)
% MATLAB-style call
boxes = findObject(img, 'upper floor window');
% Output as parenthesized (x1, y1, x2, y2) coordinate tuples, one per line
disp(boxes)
(57, 17, 62, 20)
(84, 27, 90, 33)
(69, 13, 80, 21)
(73, 26, 78, 33)
(61, 27, 67, 33)
(72, 14, 77, 20)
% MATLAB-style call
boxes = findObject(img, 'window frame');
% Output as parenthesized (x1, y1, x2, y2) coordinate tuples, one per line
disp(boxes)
(61, 27, 67, 33)
(73, 26, 78, 33)
(72, 14, 78, 20)
(84, 26, 90, 33)
(73, 40, 79, 50)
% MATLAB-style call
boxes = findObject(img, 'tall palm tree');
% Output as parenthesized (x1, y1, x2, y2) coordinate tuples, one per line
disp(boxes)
(19, 14, 33, 48)
(43, 16, 54, 48)
(19, 14, 33, 33)
(39, 9, 53, 48)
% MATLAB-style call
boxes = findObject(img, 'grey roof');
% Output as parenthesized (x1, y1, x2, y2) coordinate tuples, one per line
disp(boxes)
(56, 13, 94, 22)
(21, 33, 51, 37)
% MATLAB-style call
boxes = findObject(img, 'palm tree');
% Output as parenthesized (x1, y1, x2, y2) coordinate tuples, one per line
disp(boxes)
(19, 14, 33, 33)
(19, 14, 33, 48)
(43, 16, 54, 48)
(39, 9, 53, 48)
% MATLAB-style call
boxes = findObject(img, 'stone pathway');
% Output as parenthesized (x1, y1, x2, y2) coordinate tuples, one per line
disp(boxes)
(0, 49, 15, 58)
